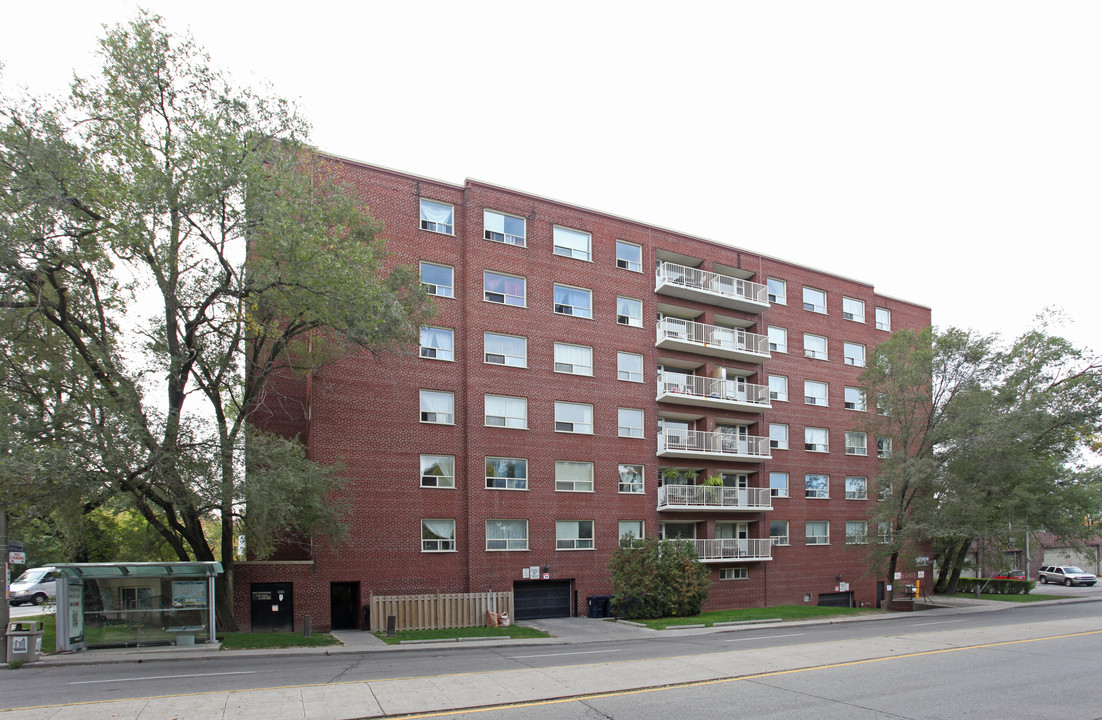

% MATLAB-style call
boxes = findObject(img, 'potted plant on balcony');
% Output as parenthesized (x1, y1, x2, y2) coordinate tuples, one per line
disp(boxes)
(703, 474, 723, 486)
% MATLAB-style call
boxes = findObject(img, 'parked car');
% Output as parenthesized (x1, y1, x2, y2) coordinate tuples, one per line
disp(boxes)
(7, 566, 59, 605)
(991, 569, 1027, 580)
(1038, 565, 1097, 587)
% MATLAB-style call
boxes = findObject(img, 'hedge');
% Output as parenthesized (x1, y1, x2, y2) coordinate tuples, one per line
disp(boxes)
(956, 577, 1036, 595)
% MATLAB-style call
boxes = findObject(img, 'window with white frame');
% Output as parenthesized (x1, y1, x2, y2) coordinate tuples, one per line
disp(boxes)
(485, 394, 527, 428)
(420, 326, 454, 361)
(877, 393, 890, 416)
(618, 520, 644, 545)
(483, 209, 526, 246)
(617, 297, 643, 327)
(618, 464, 644, 494)
(769, 472, 789, 497)
(768, 326, 788, 353)
(878, 522, 893, 543)
(485, 457, 528, 490)
(844, 386, 866, 411)
(419, 390, 454, 424)
(554, 342, 593, 375)
(767, 277, 787, 304)
(878, 478, 892, 501)
(875, 307, 892, 332)
(486, 519, 528, 550)
(553, 226, 592, 261)
(770, 520, 789, 545)
(878, 436, 893, 458)
(806, 520, 829, 545)
(420, 262, 454, 298)
(769, 424, 789, 450)
(803, 333, 827, 360)
(769, 375, 788, 402)
(616, 240, 642, 272)
(617, 352, 644, 382)
(843, 342, 866, 367)
(805, 474, 829, 499)
(804, 380, 828, 406)
(553, 284, 592, 318)
(421, 519, 456, 552)
(419, 199, 454, 235)
(420, 455, 455, 488)
(555, 461, 594, 492)
(845, 476, 867, 500)
(719, 567, 748, 581)
(555, 401, 593, 434)
(845, 431, 867, 456)
(618, 408, 644, 438)
(842, 297, 865, 323)
(484, 271, 525, 306)
(803, 287, 827, 314)
(484, 332, 527, 367)
(556, 520, 594, 549)
(805, 427, 829, 452)
(846, 521, 867, 545)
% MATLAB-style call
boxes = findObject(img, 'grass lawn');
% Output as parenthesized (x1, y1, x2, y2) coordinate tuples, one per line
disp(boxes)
(219, 632, 342, 650)
(951, 592, 1064, 603)
(373, 625, 548, 645)
(636, 605, 874, 630)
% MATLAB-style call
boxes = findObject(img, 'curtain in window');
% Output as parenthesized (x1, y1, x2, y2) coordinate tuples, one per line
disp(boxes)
(616, 297, 639, 317)
(555, 344, 591, 368)
(421, 327, 452, 349)
(486, 273, 524, 296)
(618, 465, 642, 488)
(555, 286, 590, 309)
(486, 333, 522, 358)
(556, 403, 592, 424)
(421, 456, 453, 477)
(557, 461, 592, 484)
(420, 391, 452, 413)
(422, 519, 454, 541)
(487, 396, 526, 423)
(553, 227, 590, 255)
(420, 200, 453, 225)
(487, 520, 525, 542)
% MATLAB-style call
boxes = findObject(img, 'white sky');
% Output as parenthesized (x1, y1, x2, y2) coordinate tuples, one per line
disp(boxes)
(3, 1, 1099, 352)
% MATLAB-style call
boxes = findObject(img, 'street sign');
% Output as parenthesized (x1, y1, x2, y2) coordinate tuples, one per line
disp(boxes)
(8, 540, 23, 553)
(9, 552, 26, 564)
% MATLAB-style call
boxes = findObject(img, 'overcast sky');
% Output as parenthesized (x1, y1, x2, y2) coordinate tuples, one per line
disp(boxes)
(3, 1, 1099, 352)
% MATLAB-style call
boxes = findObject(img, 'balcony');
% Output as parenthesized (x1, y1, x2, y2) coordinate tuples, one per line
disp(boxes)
(673, 538, 773, 563)
(657, 372, 770, 413)
(657, 485, 772, 512)
(657, 429, 771, 462)
(655, 262, 769, 313)
(656, 318, 769, 363)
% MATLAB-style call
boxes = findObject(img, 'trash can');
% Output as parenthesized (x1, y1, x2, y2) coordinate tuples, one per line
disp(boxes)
(7, 621, 45, 663)
(587, 595, 612, 618)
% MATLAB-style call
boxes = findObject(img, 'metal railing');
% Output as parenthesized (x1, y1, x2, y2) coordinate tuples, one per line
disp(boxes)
(658, 429, 771, 458)
(673, 538, 773, 561)
(658, 485, 772, 510)
(655, 262, 768, 305)
(656, 317, 769, 356)
(657, 372, 770, 407)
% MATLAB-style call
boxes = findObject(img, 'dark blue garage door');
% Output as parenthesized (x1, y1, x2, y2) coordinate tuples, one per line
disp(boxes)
(514, 580, 572, 620)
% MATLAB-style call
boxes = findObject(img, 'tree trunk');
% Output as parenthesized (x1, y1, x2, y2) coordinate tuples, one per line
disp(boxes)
(886, 552, 899, 605)
(944, 538, 973, 594)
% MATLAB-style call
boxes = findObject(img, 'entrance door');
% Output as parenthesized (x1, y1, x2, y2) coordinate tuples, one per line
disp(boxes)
(717, 522, 749, 557)
(250, 582, 294, 632)
(330, 582, 360, 630)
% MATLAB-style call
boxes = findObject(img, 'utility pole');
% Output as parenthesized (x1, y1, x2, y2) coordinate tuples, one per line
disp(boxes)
(2, 510, 9, 663)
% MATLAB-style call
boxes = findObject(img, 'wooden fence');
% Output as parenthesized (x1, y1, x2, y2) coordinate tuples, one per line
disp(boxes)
(368, 591, 514, 632)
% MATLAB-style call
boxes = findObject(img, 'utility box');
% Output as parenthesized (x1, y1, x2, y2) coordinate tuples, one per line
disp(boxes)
(7, 622, 45, 663)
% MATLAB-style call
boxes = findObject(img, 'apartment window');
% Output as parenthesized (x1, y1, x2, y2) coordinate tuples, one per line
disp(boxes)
(555, 401, 593, 434)
(806, 521, 830, 545)
(767, 277, 787, 305)
(846, 521, 868, 545)
(485, 394, 527, 428)
(618, 408, 644, 438)
(803, 287, 826, 314)
(845, 476, 868, 500)
(484, 271, 525, 306)
(804, 380, 828, 406)
(420, 455, 455, 488)
(421, 519, 456, 552)
(878, 479, 892, 502)
(875, 307, 892, 332)
(878, 522, 893, 543)
(845, 432, 867, 456)
(769, 472, 789, 498)
(769, 375, 788, 402)
(805, 474, 829, 499)
(419, 199, 454, 235)
(420, 262, 454, 298)
(660, 522, 696, 540)
(769, 424, 789, 450)
(486, 457, 528, 490)
(770, 520, 789, 545)
(483, 209, 526, 246)
(553, 226, 592, 261)
(614, 240, 643, 272)
(618, 464, 644, 494)
(419, 327, 454, 361)
(617, 352, 644, 382)
(556, 520, 594, 550)
(803, 333, 827, 360)
(805, 427, 829, 452)
(617, 297, 643, 327)
(486, 519, 528, 550)
(619, 520, 644, 545)
(419, 390, 454, 424)
(556, 461, 594, 492)
(553, 284, 592, 318)
(843, 342, 866, 367)
(845, 386, 866, 411)
(842, 297, 865, 323)
(554, 342, 593, 375)
(720, 568, 748, 581)
(877, 394, 891, 416)
(768, 326, 788, 353)
(484, 332, 527, 367)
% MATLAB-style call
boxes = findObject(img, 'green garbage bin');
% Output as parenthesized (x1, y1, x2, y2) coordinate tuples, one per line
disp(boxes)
(7, 621, 45, 663)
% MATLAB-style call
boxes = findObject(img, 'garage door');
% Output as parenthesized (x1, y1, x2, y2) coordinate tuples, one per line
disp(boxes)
(513, 580, 572, 620)
(817, 591, 853, 608)
(1044, 547, 1100, 573)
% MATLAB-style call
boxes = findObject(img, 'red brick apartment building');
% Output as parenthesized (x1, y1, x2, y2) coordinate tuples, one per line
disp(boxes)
(235, 155, 932, 631)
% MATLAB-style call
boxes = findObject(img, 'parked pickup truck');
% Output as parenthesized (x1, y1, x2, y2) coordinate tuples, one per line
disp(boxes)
(1038, 565, 1097, 587)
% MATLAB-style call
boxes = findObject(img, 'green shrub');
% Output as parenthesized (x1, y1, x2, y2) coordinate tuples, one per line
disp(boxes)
(609, 536, 712, 619)
(956, 577, 1036, 595)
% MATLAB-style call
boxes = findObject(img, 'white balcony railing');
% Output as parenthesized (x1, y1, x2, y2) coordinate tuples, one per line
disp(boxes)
(657, 371, 770, 411)
(673, 538, 773, 562)
(657, 485, 772, 511)
(656, 318, 770, 362)
(655, 262, 769, 312)
(658, 429, 771, 461)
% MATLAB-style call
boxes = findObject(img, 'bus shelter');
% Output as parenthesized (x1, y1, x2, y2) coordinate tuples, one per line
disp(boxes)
(53, 562, 222, 651)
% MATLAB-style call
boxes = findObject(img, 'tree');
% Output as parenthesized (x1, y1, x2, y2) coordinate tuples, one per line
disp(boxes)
(0, 13, 433, 629)
(608, 537, 711, 619)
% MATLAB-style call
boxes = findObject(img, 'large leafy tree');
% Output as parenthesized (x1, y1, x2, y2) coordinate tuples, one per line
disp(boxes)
(0, 13, 433, 628)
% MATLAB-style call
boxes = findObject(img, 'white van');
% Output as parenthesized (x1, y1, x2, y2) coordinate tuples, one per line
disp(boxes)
(8, 566, 58, 606)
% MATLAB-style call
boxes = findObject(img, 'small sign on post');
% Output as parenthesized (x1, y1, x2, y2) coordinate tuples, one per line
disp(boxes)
(9, 552, 25, 565)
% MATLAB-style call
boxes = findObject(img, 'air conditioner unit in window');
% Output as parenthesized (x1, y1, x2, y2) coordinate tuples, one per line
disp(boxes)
(555, 304, 572, 315)
(768, 294, 778, 302)
(486, 292, 505, 303)
(555, 421, 574, 432)
(805, 350, 816, 357)
(616, 259, 629, 269)
(845, 358, 855, 365)
(617, 315, 630, 325)
(420, 347, 437, 358)
(486, 353, 505, 364)
(843, 312, 855, 320)
(422, 475, 438, 486)
(770, 391, 780, 399)
(554, 362, 573, 373)
(845, 402, 856, 409)
(423, 283, 438, 294)
(804, 302, 815, 311)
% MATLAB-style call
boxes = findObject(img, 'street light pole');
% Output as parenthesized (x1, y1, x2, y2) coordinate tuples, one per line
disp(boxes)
(2, 510, 9, 663)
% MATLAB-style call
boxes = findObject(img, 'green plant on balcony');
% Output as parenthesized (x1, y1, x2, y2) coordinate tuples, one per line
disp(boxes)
(662, 468, 698, 485)
(703, 474, 724, 487)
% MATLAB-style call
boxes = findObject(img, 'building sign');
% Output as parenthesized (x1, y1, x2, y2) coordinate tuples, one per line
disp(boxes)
(172, 580, 207, 608)
(68, 580, 84, 645)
